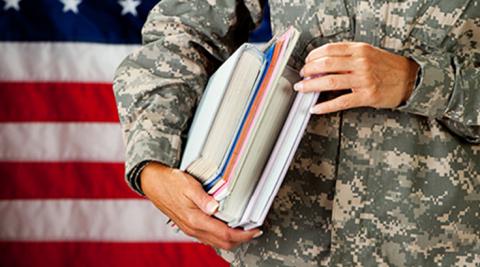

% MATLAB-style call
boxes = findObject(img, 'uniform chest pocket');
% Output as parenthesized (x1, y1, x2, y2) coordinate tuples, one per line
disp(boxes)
(295, 0, 353, 65)
(409, 0, 471, 52)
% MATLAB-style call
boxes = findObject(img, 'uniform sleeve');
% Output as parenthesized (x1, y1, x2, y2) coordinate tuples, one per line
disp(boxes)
(113, 0, 264, 194)
(398, 2, 480, 143)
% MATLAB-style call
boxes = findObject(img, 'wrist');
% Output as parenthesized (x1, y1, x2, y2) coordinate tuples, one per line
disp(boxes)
(140, 162, 173, 193)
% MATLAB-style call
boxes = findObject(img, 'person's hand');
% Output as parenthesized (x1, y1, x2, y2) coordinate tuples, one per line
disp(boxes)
(140, 162, 262, 250)
(294, 42, 420, 114)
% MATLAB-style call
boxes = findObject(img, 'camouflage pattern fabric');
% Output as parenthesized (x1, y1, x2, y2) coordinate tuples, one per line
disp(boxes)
(113, 0, 480, 266)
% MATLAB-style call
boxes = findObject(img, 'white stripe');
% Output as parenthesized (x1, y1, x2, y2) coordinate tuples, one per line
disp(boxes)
(0, 199, 194, 242)
(0, 42, 139, 82)
(0, 123, 124, 162)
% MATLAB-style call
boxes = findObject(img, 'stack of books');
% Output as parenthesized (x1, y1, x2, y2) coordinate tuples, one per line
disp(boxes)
(180, 27, 320, 229)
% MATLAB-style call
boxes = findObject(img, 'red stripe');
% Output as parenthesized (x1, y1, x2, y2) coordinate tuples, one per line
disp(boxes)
(0, 82, 119, 122)
(0, 162, 140, 199)
(0, 242, 228, 267)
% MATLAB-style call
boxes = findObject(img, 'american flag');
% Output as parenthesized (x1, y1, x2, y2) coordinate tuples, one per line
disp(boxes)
(0, 0, 238, 265)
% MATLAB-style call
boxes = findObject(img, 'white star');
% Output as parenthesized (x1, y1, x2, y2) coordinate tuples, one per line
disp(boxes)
(118, 0, 141, 16)
(3, 0, 21, 11)
(60, 0, 82, 14)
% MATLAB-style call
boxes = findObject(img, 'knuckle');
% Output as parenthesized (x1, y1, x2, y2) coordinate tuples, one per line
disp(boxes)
(321, 57, 333, 68)
(325, 76, 337, 88)
(307, 48, 320, 61)
(358, 43, 372, 54)
(187, 178, 202, 190)
(312, 65, 323, 75)
(323, 43, 335, 54)
(184, 184, 197, 198)
(303, 64, 313, 76)
(220, 230, 232, 241)
(198, 192, 210, 204)
(185, 213, 198, 227)
(359, 57, 371, 69)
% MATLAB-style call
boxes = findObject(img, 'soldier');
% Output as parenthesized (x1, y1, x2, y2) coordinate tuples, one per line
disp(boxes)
(113, 0, 480, 266)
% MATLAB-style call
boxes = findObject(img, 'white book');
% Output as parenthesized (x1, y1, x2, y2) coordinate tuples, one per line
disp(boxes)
(233, 91, 320, 229)
(217, 29, 302, 225)
(180, 44, 263, 173)
(220, 67, 298, 225)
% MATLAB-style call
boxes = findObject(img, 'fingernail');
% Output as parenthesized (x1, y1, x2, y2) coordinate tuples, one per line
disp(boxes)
(299, 68, 305, 77)
(253, 231, 263, 239)
(310, 106, 319, 114)
(293, 82, 303, 91)
(206, 200, 219, 215)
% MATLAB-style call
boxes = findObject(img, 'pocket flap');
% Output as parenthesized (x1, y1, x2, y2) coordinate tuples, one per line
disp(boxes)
(316, 0, 352, 37)
(410, 0, 471, 46)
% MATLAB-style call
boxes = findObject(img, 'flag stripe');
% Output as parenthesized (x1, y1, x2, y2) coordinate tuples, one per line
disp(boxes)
(0, 0, 159, 43)
(0, 199, 194, 241)
(0, 82, 119, 122)
(0, 162, 141, 199)
(0, 42, 138, 82)
(0, 123, 124, 162)
(0, 242, 227, 267)
(0, 1, 232, 265)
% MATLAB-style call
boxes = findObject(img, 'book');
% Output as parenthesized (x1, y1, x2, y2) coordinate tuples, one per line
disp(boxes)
(180, 44, 264, 179)
(233, 91, 320, 229)
(180, 27, 319, 228)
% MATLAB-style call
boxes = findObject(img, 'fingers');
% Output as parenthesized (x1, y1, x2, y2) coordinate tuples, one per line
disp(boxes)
(300, 56, 354, 77)
(188, 209, 260, 242)
(310, 93, 363, 114)
(305, 42, 354, 62)
(175, 217, 239, 250)
(294, 74, 356, 93)
(182, 175, 219, 215)
(180, 209, 262, 250)
(143, 165, 261, 251)
(196, 229, 259, 250)
(180, 179, 261, 249)
(305, 42, 373, 63)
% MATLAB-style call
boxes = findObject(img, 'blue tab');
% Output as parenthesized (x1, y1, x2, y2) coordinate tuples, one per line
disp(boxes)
(203, 44, 276, 192)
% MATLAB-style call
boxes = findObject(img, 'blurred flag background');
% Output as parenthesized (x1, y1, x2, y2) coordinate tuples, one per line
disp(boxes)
(0, 0, 271, 266)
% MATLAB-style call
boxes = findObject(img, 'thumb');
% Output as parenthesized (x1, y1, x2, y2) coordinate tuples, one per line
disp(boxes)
(185, 182, 219, 215)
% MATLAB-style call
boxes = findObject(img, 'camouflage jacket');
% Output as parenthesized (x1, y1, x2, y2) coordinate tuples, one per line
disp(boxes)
(113, 0, 480, 266)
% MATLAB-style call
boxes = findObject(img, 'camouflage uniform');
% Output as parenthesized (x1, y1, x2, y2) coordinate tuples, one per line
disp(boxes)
(113, 0, 480, 266)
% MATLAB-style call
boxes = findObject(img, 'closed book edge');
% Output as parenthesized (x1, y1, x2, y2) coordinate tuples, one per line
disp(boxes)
(179, 44, 248, 171)
(198, 46, 264, 176)
(217, 29, 302, 224)
(212, 32, 290, 200)
(236, 91, 320, 230)
(221, 66, 300, 225)
(181, 44, 263, 182)
(209, 43, 281, 199)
